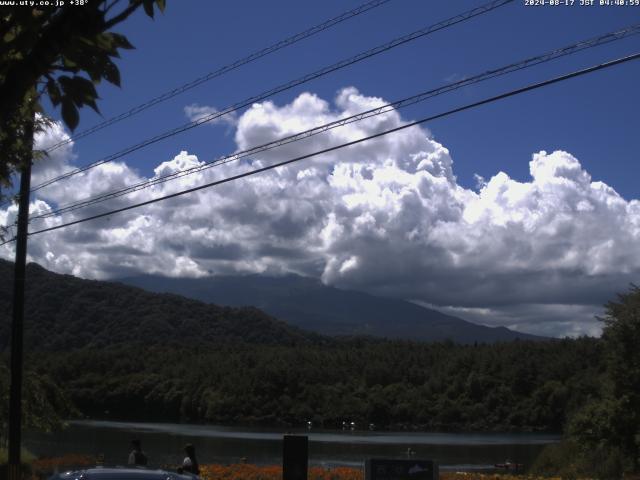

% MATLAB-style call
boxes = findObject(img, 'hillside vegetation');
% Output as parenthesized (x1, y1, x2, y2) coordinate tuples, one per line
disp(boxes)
(0, 259, 603, 432)
(2, 261, 639, 477)
(0, 260, 320, 351)
(34, 338, 601, 432)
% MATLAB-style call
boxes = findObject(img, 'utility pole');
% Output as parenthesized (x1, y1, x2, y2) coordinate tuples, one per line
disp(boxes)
(8, 104, 34, 480)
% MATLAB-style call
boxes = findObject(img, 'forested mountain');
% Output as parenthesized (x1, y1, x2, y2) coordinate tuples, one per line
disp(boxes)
(0, 260, 319, 351)
(120, 274, 544, 343)
(0, 260, 603, 433)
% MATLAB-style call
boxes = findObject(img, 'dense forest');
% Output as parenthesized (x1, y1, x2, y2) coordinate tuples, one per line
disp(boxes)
(31, 338, 602, 433)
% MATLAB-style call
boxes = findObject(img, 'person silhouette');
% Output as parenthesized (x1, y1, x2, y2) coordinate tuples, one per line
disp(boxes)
(181, 443, 199, 475)
(128, 439, 148, 466)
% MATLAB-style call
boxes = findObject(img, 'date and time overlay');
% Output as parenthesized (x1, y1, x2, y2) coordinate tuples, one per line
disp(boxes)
(2, 0, 640, 8)
(525, 0, 640, 6)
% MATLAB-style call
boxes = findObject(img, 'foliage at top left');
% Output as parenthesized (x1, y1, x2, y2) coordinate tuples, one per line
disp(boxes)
(0, 0, 166, 199)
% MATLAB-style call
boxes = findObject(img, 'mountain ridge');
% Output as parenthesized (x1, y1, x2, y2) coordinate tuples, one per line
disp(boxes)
(0, 259, 321, 351)
(119, 272, 545, 343)
(0, 259, 544, 347)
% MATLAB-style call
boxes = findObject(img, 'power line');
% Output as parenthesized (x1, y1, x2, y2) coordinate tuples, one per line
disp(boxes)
(4, 51, 635, 244)
(30, 0, 514, 192)
(44, 0, 394, 154)
(29, 23, 640, 221)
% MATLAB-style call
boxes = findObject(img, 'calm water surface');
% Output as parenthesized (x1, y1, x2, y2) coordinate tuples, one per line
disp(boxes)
(25, 420, 560, 472)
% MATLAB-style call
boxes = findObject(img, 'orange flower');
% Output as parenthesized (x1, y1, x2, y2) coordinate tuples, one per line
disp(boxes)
(25, 457, 585, 480)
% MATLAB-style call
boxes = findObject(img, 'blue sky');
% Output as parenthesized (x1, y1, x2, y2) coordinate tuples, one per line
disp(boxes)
(6, 0, 640, 337)
(49, 0, 640, 198)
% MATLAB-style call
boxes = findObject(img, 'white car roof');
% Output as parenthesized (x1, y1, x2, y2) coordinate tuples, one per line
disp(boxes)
(50, 467, 198, 480)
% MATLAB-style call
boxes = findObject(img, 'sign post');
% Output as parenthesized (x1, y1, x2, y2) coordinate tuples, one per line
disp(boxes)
(283, 435, 308, 480)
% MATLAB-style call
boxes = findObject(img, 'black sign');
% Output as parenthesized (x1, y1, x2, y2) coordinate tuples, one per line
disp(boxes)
(283, 435, 308, 480)
(365, 459, 438, 480)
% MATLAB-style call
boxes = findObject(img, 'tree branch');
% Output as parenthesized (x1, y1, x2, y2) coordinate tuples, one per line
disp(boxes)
(103, 1, 142, 30)
(104, 0, 124, 14)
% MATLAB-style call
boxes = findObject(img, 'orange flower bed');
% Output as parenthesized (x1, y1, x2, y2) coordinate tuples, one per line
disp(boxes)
(199, 464, 364, 480)
(22, 458, 573, 480)
(198, 465, 562, 480)
(31, 453, 95, 472)
(440, 475, 553, 480)
(200, 464, 281, 480)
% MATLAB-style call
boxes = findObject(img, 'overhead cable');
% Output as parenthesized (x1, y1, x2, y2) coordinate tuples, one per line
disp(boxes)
(30, 23, 640, 220)
(30, 0, 514, 192)
(44, 0, 394, 153)
(4, 51, 634, 243)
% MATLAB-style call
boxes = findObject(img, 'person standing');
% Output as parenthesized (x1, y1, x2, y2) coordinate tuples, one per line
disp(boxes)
(181, 443, 199, 475)
(128, 439, 148, 466)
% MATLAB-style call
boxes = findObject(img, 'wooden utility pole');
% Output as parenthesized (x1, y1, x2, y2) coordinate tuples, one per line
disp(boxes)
(8, 107, 34, 480)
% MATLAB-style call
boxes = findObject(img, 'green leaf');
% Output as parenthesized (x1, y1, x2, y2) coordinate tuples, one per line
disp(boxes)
(61, 98, 79, 131)
(75, 35, 97, 49)
(93, 33, 121, 56)
(58, 75, 72, 90)
(110, 32, 135, 50)
(62, 44, 98, 74)
(62, 56, 79, 70)
(155, 0, 166, 12)
(58, 75, 98, 108)
(143, 0, 155, 18)
(46, 79, 61, 106)
(85, 97, 100, 114)
(84, 62, 103, 83)
(102, 59, 121, 87)
(57, 75, 101, 115)
(71, 76, 98, 101)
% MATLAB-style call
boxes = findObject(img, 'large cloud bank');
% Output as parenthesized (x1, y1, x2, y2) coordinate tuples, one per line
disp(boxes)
(2, 88, 639, 337)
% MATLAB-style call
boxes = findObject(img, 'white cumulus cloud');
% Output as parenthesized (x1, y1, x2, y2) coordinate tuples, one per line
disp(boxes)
(184, 103, 238, 129)
(2, 87, 639, 338)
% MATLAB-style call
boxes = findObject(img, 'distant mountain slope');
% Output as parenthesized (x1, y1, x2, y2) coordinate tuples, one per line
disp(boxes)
(119, 274, 545, 343)
(0, 260, 319, 351)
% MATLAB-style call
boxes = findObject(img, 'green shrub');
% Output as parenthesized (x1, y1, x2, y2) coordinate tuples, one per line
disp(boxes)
(531, 439, 626, 479)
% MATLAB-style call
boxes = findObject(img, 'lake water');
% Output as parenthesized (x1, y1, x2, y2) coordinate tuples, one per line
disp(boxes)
(24, 420, 560, 472)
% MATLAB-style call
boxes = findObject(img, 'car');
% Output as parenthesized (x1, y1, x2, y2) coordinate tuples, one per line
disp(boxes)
(48, 466, 199, 480)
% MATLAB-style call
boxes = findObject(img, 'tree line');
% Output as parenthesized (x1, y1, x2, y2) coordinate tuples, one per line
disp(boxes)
(30, 337, 602, 433)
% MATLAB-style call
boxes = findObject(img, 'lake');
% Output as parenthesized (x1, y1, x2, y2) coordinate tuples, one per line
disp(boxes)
(24, 420, 560, 472)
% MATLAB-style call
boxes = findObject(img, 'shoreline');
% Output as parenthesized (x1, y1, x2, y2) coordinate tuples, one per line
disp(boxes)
(67, 419, 562, 446)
